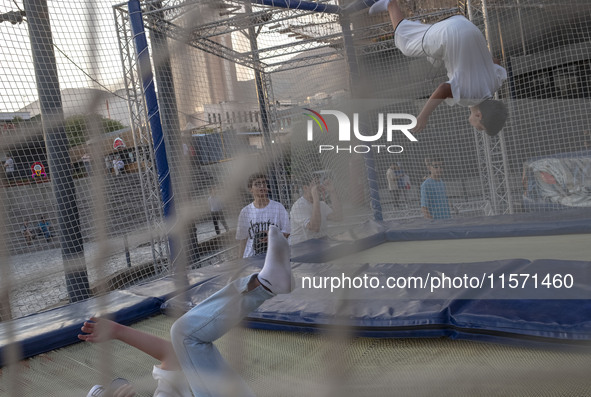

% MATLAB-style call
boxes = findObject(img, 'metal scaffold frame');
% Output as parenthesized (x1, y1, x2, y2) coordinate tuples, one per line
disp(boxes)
(113, 0, 514, 232)
(112, 0, 345, 218)
(462, 0, 514, 215)
(114, 3, 170, 271)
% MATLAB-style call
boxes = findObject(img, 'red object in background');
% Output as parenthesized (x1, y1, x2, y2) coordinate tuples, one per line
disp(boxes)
(539, 171, 557, 184)
(113, 137, 126, 150)
(31, 162, 47, 178)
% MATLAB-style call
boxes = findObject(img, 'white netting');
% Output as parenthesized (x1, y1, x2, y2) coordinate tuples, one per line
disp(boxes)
(0, 0, 590, 373)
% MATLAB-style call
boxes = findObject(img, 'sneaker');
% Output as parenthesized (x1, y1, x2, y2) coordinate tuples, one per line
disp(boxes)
(86, 385, 105, 397)
(86, 378, 130, 397)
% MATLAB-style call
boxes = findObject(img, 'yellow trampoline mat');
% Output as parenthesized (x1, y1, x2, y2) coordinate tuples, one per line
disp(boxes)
(1, 314, 590, 397)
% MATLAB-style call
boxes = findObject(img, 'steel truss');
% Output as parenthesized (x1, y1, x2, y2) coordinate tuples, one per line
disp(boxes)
(113, 0, 514, 240)
(460, 0, 514, 215)
(113, 0, 344, 217)
(138, 0, 343, 73)
(114, 4, 170, 271)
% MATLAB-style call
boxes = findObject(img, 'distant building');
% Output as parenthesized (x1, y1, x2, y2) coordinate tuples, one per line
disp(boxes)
(203, 101, 261, 133)
(1, 112, 31, 134)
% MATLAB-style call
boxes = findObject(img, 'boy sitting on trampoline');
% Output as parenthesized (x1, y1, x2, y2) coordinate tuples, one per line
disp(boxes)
(80, 225, 292, 397)
(368, 0, 508, 135)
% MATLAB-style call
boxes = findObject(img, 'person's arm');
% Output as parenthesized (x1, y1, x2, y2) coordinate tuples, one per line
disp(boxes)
(78, 317, 181, 371)
(324, 181, 343, 222)
(236, 209, 248, 257)
(238, 239, 247, 257)
(413, 83, 453, 133)
(306, 185, 322, 233)
(420, 182, 432, 219)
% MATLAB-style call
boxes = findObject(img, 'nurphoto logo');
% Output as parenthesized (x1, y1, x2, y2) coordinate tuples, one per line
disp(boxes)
(303, 109, 418, 154)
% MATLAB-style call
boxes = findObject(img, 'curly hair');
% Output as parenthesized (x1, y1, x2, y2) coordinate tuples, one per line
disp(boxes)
(247, 172, 268, 188)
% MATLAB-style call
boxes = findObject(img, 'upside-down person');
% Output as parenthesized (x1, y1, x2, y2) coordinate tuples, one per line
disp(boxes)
(368, 0, 508, 135)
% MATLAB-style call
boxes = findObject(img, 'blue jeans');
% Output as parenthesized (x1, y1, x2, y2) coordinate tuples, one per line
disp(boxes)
(170, 274, 274, 397)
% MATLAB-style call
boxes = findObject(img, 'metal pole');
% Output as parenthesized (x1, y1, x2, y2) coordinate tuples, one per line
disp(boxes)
(124, 235, 131, 268)
(245, 2, 271, 147)
(466, 0, 474, 21)
(494, 7, 515, 214)
(516, 0, 527, 56)
(147, 2, 195, 268)
(481, 0, 514, 215)
(128, 0, 179, 265)
(24, 0, 90, 302)
(244, 2, 286, 204)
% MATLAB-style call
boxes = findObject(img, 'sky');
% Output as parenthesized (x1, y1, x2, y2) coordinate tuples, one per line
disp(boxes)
(0, 0, 127, 113)
(0, 0, 334, 115)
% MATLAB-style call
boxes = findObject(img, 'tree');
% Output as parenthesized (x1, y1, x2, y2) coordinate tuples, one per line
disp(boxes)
(64, 114, 125, 147)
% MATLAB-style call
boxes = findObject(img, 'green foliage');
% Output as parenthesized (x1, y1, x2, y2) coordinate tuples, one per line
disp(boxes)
(64, 114, 125, 147)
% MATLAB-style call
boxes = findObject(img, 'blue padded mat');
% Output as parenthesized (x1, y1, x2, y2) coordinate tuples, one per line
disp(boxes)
(0, 272, 218, 366)
(162, 256, 591, 347)
(0, 291, 163, 366)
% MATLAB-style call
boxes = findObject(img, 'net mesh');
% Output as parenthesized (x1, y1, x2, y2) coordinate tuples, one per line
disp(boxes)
(1, 0, 591, 393)
(1, 314, 590, 397)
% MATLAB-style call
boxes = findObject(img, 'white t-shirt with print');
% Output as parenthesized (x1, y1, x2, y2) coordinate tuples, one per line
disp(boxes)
(290, 196, 333, 245)
(152, 365, 192, 397)
(236, 200, 290, 258)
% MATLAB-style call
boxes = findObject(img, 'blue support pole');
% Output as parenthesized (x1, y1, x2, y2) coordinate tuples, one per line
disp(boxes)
(248, 0, 377, 14)
(128, 0, 178, 257)
(251, 0, 341, 13)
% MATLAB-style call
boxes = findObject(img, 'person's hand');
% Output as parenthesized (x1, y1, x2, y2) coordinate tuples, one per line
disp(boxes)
(323, 179, 335, 195)
(257, 230, 269, 244)
(78, 317, 118, 343)
(113, 384, 136, 397)
(310, 183, 320, 202)
(411, 114, 429, 134)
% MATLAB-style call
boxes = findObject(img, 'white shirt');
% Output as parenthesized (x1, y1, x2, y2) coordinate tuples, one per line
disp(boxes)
(423, 15, 507, 106)
(386, 168, 399, 191)
(236, 200, 290, 257)
(152, 365, 192, 397)
(290, 196, 333, 245)
(4, 158, 14, 172)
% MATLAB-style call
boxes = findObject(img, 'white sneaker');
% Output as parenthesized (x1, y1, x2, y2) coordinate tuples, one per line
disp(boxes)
(86, 378, 130, 397)
(369, 0, 391, 15)
(86, 385, 105, 397)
